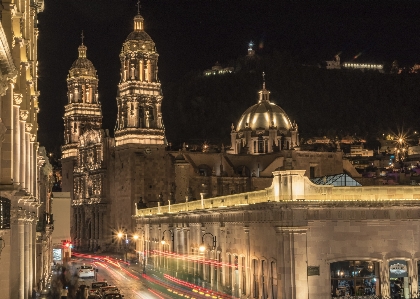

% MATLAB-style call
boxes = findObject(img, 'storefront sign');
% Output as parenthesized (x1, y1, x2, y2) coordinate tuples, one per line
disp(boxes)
(390, 263, 407, 275)
(308, 266, 320, 276)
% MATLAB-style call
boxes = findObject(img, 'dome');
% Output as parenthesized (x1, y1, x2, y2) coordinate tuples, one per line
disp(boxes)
(126, 30, 153, 42)
(236, 84, 292, 131)
(71, 57, 95, 71)
(69, 44, 96, 77)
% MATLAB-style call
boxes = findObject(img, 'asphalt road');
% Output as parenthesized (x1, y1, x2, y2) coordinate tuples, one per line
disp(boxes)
(66, 253, 233, 299)
(69, 255, 165, 299)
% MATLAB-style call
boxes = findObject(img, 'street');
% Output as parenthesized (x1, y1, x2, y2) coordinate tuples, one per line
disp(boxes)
(47, 253, 232, 299)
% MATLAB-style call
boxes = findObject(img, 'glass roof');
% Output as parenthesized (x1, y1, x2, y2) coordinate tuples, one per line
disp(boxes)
(310, 173, 361, 187)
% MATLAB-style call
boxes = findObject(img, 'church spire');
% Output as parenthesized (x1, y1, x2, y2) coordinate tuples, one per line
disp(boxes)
(134, 1, 144, 31)
(78, 31, 87, 58)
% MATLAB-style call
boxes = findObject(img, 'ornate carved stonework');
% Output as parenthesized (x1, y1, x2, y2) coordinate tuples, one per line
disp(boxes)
(20, 110, 29, 121)
(25, 123, 33, 132)
(13, 93, 23, 105)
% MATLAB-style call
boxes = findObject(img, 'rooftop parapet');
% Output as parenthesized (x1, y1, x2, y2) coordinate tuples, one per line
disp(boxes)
(134, 170, 420, 217)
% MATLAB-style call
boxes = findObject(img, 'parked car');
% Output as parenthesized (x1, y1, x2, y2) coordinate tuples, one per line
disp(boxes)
(77, 264, 95, 278)
(101, 293, 124, 299)
(97, 286, 119, 298)
(88, 281, 108, 299)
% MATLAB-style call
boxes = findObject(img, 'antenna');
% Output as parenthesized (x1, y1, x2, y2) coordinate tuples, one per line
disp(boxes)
(136, 0, 141, 14)
(81, 30, 84, 45)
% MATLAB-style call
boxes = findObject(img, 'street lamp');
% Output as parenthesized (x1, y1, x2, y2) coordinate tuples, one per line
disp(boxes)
(117, 230, 128, 263)
(199, 232, 217, 252)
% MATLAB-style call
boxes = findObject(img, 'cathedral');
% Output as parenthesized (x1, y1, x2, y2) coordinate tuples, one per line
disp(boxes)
(61, 11, 347, 252)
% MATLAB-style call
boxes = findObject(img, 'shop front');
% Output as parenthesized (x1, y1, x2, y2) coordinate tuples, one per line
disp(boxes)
(331, 260, 380, 298)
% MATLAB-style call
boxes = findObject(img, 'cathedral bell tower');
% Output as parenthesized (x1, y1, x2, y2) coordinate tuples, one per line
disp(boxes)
(114, 10, 165, 146)
(62, 37, 102, 159)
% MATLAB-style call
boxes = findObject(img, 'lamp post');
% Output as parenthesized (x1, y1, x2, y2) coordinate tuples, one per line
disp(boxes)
(161, 229, 174, 274)
(117, 231, 128, 263)
(117, 230, 138, 264)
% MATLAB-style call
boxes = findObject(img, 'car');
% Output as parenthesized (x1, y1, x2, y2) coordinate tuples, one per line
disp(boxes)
(77, 264, 95, 278)
(101, 293, 124, 299)
(88, 281, 108, 298)
(97, 286, 119, 298)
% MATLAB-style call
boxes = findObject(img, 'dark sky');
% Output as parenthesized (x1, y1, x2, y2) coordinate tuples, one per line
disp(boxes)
(37, 0, 420, 154)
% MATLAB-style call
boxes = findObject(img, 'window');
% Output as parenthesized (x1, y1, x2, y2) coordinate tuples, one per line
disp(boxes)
(310, 167, 315, 179)
(258, 136, 264, 153)
(262, 260, 267, 298)
(0, 197, 11, 229)
(270, 261, 277, 299)
(252, 259, 259, 298)
(242, 257, 246, 295)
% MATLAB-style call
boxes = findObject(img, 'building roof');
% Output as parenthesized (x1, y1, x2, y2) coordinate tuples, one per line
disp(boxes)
(310, 173, 361, 186)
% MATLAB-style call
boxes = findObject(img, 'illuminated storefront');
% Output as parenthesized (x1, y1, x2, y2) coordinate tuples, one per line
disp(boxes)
(331, 261, 380, 297)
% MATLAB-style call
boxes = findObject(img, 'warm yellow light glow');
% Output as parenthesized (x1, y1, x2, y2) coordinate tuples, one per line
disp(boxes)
(161, 240, 166, 245)
(199, 245, 206, 252)
(117, 232, 123, 239)
(133, 234, 139, 240)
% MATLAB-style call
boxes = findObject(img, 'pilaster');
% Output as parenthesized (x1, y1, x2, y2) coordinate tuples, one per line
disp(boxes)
(275, 226, 308, 299)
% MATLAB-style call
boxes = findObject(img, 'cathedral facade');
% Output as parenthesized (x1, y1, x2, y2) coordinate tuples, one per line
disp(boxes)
(0, 1, 54, 299)
(61, 11, 348, 255)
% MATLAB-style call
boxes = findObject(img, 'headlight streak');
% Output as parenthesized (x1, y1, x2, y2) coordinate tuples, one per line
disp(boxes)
(74, 252, 232, 299)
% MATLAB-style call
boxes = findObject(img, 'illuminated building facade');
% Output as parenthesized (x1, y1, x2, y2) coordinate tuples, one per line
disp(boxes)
(62, 11, 353, 256)
(135, 170, 420, 299)
(0, 1, 54, 298)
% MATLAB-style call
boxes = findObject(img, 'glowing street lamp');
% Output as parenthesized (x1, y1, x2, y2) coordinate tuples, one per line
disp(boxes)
(199, 232, 217, 252)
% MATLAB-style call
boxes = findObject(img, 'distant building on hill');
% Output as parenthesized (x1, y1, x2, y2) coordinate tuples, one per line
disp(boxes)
(203, 62, 234, 76)
(325, 53, 385, 73)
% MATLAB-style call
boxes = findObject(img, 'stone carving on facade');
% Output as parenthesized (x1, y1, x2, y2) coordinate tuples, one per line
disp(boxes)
(20, 110, 29, 121)
(13, 93, 23, 105)
(25, 123, 33, 132)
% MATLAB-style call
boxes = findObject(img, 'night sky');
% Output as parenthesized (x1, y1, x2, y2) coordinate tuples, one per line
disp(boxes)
(37, 0, 420, 154)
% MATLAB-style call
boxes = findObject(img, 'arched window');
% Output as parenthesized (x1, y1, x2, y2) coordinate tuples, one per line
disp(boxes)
(258, 135, 264, 153)
(252, 259, 259, 298)
(262, 260, 267, 298)
(270, 261, 277, 299)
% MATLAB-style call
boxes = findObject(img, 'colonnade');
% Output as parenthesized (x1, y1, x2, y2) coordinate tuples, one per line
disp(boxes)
(137, 224, 279, 299)
(9, 199, 39, 299)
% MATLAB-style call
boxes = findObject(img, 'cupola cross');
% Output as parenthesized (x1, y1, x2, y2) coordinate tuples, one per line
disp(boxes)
(81, 30, 85, 45)
(136, 0, 141, 14)
(262, 72, 266, 89)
